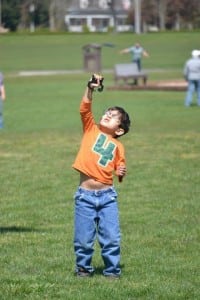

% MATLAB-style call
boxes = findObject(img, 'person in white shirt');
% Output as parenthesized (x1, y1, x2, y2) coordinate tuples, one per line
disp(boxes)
(183, 50, 200, 107)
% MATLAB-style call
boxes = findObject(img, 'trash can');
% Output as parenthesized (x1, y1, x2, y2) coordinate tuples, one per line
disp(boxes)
(82, 44, 102, 73)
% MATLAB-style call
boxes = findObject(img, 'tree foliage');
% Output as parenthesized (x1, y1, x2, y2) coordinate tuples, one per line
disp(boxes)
(1, 0, 200, 32)
(2, 0, 21, 31)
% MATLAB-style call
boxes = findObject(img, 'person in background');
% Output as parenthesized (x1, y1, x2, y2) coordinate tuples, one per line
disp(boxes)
(183, 49, 200, 107)
(72, 74, 131, 279)
(119, 42, 149, 71)
(0, 72, 6, 129)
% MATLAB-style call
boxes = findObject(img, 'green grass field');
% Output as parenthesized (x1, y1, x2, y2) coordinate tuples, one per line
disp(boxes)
(0, 33, 200, 299)
(1, 31, 200, 73)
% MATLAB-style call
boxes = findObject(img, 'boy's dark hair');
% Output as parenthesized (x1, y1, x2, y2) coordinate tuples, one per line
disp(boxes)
(108, 106, 131, 136)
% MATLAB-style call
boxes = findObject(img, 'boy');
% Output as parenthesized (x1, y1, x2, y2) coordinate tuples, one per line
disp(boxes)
(72, 74, 131, 278)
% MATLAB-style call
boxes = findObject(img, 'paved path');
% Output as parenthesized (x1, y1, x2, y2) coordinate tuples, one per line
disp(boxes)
(17, 68, 180, 77)
(18, 70, 85, 77)
(17, 69, 187, 91)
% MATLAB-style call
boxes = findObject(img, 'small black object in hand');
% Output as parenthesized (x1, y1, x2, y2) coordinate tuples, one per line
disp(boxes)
(87, 75, 104, 92)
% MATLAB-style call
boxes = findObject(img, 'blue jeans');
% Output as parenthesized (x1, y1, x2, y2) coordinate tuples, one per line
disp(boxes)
(185, 80, 200, 106)
(73, 186, 121, 276)
(133, 59, 141, 71)
(0, 98, 3, 128)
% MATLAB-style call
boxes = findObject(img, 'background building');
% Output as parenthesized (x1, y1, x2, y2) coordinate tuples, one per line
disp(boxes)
(65, 0, 132, 32)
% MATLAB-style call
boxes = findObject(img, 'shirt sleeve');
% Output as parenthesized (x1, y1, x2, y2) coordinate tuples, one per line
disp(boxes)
(79, 97, 95, 132)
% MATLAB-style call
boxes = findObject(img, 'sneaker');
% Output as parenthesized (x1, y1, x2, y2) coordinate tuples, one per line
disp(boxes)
(76, 268, 92, 278)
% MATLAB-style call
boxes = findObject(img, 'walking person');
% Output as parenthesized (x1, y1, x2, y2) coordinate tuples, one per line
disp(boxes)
(0, 72, 6, 129)
(183, 49, 200, 107)
(72, 74, 131, 278)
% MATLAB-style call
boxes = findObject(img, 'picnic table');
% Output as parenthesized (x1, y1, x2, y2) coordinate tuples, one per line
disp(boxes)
(114, 63, 148, 85)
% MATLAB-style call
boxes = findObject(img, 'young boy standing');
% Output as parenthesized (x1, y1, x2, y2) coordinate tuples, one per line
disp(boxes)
(72, 74, 131, 278)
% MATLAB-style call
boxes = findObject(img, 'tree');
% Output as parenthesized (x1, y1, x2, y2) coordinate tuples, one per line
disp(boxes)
(1, 0, 200, 32)
(166, 0, 200, 29)
(158, 0, 166, 30)
(2, 0, 49, 31)
(49, 0, 67, 31)
(142, 0, 158, 28)
(2, 0, 21, 31)
(142, 0, 200, 31)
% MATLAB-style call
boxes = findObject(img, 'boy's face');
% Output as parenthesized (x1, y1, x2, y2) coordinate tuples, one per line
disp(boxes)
(99, 109, 124, 137)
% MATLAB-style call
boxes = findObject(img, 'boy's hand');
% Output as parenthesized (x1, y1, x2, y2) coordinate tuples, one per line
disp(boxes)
(87, 74, 104, 92)
(116, 165, 126, 182)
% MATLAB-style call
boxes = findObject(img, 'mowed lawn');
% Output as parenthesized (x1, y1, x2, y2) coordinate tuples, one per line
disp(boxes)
(0, 33, 200, 299)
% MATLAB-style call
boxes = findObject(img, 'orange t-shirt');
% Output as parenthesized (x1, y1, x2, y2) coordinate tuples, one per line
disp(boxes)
(72, 97, 126, 185)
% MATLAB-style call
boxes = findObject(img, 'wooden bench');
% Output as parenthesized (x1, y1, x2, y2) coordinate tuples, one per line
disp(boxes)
(114, 63, 148, 85)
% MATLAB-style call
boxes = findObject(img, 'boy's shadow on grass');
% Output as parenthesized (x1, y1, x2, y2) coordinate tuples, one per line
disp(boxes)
(0, 226, 40, 234)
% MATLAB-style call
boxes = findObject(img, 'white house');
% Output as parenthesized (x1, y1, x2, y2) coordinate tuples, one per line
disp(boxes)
(65, 0, 132, 32)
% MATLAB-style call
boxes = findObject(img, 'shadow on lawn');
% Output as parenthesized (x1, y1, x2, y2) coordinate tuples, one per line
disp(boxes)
(0, 226, 40, 234)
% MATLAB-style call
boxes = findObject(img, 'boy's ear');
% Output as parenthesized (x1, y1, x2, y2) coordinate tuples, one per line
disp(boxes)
(115, 128, 124, 136)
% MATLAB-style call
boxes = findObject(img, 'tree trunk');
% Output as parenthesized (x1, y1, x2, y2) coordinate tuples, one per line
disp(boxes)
(49, 0, 56, 31)
(158, 0, 166, 30)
